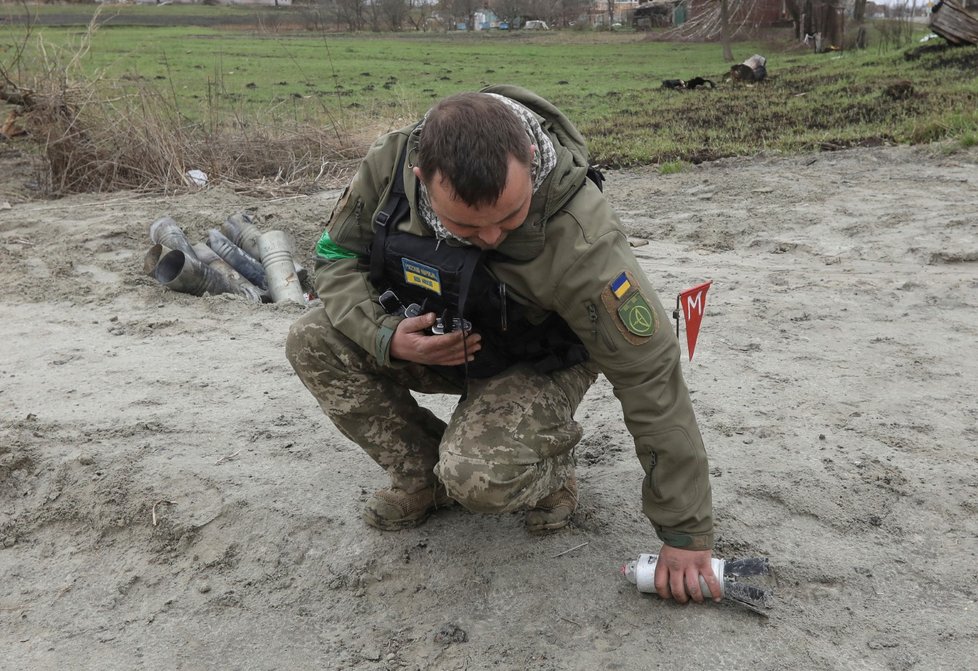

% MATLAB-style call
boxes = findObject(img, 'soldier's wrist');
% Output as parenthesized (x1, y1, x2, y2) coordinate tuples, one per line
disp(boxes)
(654, 527, 714, 551)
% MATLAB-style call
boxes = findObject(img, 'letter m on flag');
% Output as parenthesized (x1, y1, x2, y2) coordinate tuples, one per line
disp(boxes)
(677, 281, 712, 361)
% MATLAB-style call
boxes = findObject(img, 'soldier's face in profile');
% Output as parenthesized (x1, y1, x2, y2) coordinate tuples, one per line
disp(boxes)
(420, 155, 533, 250)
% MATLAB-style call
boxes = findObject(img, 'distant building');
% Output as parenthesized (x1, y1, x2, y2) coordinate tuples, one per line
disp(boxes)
(588, 0, 641, 26)
(474, 8, 501, 30)
(632, 0, 687, 29)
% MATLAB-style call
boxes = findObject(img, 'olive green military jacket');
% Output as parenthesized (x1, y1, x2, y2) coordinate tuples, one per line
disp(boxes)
(313, 85, 714, 550)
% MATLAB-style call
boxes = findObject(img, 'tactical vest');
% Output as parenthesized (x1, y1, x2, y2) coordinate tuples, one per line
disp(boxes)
(367, 147, 593, 379)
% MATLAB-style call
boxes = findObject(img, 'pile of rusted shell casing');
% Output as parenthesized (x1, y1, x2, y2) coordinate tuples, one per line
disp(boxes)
(143, 212, 309, 304)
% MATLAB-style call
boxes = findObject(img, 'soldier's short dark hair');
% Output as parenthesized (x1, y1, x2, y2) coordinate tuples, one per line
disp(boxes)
(417, 93, 533, 207)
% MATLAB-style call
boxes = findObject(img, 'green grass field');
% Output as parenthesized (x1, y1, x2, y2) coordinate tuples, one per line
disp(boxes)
(3, 5, 977, 178)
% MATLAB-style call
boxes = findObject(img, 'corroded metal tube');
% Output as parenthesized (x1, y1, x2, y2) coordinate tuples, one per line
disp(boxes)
(257, 230, 306, 304)
(224, 211, 308, 288)
(206, 229, 267, 290)
(149, 216, 197, 259)
(192, 242, 265, 304)
(222, 212, 263, 260)
(143, 243, 172, 277)
(153, 249, 239, 297)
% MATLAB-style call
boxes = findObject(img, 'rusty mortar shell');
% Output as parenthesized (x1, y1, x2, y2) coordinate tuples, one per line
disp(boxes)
(153, 249, 239, 298)
(192, 242, 265, 304)
(222, 212, 263, 260)
(143, 243, 172, 277)
(257, 230, 306, 304)
(206, 229, 267, 290)
(224, 212, 308, 286)
(149, 216, 197, 259)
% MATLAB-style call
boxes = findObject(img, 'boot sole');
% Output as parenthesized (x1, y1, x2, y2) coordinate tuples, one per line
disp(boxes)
(362, 497, 455, 531)
(362, 509, 434, 531)
(525, 517, 573, 534)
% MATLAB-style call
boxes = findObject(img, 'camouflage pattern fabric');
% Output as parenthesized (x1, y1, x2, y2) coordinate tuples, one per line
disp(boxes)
(286, 307, 597, 511)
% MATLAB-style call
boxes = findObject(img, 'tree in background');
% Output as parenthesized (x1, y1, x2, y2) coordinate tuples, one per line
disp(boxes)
(406, 0, 436, 30)
(718, 0, 733, 61)
(328, 0, 366, 30)
(379, 0, 409, 30)
(493, 0, 525, 25)
(441, 0, 480, 29)
(784, 0, 802, 38)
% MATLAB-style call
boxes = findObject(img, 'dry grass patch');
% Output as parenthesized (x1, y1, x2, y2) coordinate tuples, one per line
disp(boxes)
(1, 16, 378, 196)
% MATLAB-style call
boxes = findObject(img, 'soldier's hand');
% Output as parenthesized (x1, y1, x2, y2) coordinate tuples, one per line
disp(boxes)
(390, 312, 481, 366)
(653, 544, 722, 604)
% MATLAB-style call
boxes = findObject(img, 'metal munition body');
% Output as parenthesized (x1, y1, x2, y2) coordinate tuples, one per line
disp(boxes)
(222, 212, 263, 259)
(623, 553, 727, 598)
(224, 212, 308, 289)
(153, 249, 241, 297)
(257, 230, 306, 304)
(622, 553, 773, 614)
(192, 242, 265, 303)
(149, 216, 197, 258)
(143, 243, 172, 276)
(207, 229, 267, 290)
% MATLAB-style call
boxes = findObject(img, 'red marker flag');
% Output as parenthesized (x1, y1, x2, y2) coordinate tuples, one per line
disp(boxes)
(677, 280, 712, 361)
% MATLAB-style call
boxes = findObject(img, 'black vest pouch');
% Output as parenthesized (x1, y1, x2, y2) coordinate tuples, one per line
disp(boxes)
(370, 231, 519, 378)
(375, 231, 481, 318)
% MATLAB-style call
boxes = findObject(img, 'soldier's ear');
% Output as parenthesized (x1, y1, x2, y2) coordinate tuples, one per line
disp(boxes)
(412, 166, 424, 181)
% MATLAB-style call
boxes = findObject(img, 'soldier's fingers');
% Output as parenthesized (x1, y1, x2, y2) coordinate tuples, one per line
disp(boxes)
(654, 562, 671, 601)
(432, 332, 479, 354)
(399, 313, 436, 334)
(670, 570, 689, 604)
(419, 336, 467, 364)
(702, 569, 723, 603)
(684, 568, 704, 603)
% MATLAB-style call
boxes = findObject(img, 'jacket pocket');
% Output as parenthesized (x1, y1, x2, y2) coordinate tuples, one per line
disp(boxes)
(329, 192, 364, 248)
(584, 300, 618, 353)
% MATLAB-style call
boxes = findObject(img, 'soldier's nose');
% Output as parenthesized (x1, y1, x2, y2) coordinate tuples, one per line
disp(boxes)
(478, 227, 504, 246)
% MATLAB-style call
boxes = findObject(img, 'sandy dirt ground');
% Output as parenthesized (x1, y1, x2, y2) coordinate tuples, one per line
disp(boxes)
(1, 143, 977, 671)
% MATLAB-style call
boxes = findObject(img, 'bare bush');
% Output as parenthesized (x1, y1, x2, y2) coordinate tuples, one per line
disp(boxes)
(0, 13, 370, 196)
(25, 82, 365, 195)
(875, 2, 918, 53)
(663, 0, 768, 42)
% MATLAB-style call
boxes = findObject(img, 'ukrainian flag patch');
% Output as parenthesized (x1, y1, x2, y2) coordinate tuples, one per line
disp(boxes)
(610, 272, 632, 299)
(402, 258, 442, 295)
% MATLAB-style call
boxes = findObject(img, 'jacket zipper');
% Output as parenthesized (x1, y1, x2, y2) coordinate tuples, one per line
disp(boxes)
(499, 283, 508, 332)
(586, 301, 617, 351)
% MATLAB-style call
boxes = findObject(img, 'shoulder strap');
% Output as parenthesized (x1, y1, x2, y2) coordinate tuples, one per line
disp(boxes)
(454, 248, 483, 322)
(369, 144, 411, 286)
(586, 164, 605, 192)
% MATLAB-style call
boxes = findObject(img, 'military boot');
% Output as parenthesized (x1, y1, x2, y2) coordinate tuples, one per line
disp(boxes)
(525, 474, 578, 533)
(362, 483, 454, 531)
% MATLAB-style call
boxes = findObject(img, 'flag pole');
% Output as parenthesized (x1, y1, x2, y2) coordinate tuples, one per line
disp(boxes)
(673, 294, 681, 340)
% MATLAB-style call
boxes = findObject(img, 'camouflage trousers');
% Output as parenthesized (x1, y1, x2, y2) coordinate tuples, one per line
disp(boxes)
(285, 307, 597, 513)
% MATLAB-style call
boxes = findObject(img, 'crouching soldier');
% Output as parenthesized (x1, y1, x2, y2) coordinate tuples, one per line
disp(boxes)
(286, 86, 721, 603)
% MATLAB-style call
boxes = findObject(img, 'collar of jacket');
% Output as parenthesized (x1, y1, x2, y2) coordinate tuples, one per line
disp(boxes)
(402, 91, 590, 262)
